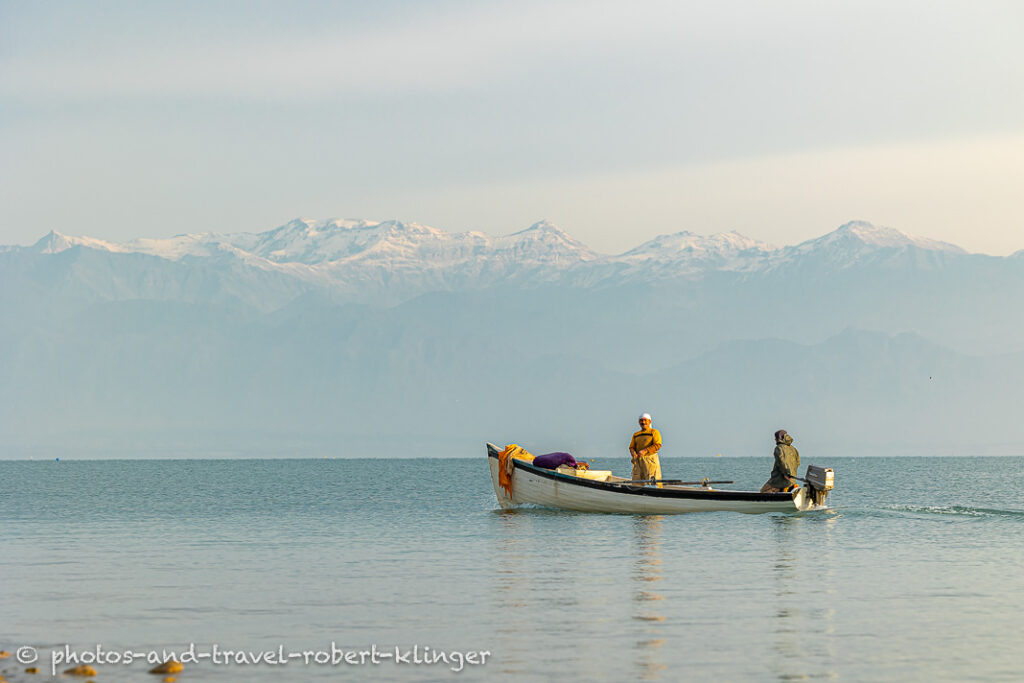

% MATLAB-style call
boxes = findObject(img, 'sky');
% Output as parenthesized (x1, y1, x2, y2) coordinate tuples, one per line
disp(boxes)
(2, 0, 1023, 255)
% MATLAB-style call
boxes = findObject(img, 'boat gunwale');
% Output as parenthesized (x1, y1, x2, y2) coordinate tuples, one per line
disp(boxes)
(488, 449, 796, 503)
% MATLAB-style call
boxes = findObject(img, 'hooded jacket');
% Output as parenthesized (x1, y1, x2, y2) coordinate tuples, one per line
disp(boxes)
(766, 434, 800, 490)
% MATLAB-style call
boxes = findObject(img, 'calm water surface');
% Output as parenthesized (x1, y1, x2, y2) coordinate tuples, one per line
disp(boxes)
(1, 456, 1023, 681)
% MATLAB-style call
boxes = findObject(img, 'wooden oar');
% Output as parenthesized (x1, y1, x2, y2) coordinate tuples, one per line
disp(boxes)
(612, 478, 734, 486)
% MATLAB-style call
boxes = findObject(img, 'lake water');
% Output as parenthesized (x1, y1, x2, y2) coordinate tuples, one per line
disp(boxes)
(2, 455, 1023, 681)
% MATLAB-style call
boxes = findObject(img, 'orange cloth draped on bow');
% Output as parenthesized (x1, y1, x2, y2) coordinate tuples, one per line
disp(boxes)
(498, 444, 535, 497)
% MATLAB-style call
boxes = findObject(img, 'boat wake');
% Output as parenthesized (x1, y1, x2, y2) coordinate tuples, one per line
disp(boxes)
(883, 504, 1024, 519)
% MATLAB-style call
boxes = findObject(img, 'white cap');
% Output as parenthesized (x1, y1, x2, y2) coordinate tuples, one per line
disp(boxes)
(639, 413, 652, 421)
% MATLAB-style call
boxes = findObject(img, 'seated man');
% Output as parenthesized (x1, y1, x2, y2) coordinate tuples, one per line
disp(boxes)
(629, 413, 663, 487)
(761, 429, 800, 493)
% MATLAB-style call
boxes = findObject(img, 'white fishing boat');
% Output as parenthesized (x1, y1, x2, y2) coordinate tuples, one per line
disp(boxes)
(487, 443, 834, 514)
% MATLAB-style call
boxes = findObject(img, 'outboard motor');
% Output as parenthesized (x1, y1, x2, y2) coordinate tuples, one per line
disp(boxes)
(805, 465, 835, 507)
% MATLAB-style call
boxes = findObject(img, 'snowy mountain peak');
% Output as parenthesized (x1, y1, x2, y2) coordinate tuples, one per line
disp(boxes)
(798, 220, 966, 254)
(506, 220, 566, 240)
(503, 220, 598, 259)
(240, 218, 380, 264)
(32, 230, 72, 253)
(377, 219, 449, 238)
(523, 219, 565, 233)
(623, 230, 773, 258)
(31, 230, 119, 255)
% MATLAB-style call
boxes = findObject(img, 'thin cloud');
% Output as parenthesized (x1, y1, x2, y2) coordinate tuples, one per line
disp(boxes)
(1, 0, 692, 99)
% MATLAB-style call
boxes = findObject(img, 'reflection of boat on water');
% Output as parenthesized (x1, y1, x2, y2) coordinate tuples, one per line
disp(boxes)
(487, 443, 834, 514)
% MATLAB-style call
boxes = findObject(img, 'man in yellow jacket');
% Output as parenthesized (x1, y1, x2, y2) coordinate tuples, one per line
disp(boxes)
(629, 413, 663, 487)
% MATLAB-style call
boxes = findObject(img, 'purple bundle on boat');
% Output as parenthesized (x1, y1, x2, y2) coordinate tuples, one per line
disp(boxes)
(532, 452, 577, 469)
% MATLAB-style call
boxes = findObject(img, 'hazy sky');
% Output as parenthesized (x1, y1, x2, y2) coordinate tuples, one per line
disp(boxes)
(2, 0, 1023, 254)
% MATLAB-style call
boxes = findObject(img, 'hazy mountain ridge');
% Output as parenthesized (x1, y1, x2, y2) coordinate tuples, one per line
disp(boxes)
(3, 311, 1020, 457)
(3, 218, 1023, 456)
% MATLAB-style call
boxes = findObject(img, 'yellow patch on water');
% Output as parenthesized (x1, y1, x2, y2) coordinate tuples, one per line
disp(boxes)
(149, 660, 184, 674)
(64, 665, 97, 676)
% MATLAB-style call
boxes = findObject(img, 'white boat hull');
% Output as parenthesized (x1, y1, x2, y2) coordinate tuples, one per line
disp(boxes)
(488, 446, 825, 514)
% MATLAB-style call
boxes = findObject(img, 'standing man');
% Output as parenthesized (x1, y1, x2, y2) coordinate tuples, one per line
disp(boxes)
(629, 413, 663, 487)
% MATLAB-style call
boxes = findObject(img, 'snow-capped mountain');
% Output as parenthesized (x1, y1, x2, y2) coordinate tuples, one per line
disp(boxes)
(779, 220, 968, 271)
(19, 217, 971, 267)
(614, 230, 775, 274)
(31, 230, 124, 255)
(4, 218, 990, 307)
(794, 220, 965, 254)
(12, 218, 607, 303)
(31, 229, 304, 272)
(490, 220, 598, 263)
(229, 218, 599, 273)
(232, 218, 471, 265)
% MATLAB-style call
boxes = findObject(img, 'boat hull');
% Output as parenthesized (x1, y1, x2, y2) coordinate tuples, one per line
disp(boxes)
(488, 445, 822, 514)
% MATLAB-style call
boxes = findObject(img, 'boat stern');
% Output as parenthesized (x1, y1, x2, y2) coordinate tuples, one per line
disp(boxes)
(795, 465, 835, 511)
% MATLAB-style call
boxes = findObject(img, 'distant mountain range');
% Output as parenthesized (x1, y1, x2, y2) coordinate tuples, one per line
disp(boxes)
(2, 218, 1023, 458)
(8, 219, 999, 305)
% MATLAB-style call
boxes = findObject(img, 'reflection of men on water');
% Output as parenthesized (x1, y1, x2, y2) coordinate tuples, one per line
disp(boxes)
(761, 429, 800, 492)
(629, 413, 663, 487)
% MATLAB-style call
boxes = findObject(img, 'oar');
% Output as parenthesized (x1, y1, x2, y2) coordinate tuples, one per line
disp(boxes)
(612, 478, 734, 486)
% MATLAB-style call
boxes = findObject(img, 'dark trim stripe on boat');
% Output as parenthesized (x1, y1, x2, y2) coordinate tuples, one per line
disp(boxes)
(487, 449, 792, 502)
